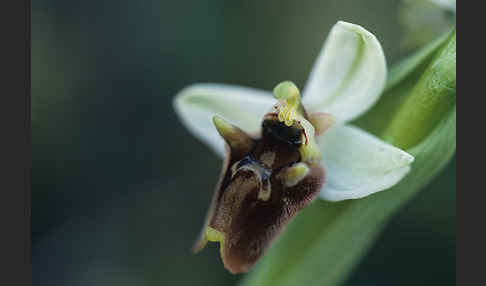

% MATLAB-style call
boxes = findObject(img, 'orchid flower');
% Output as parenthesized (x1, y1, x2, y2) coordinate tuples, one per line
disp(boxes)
(173, 21, 414, 274)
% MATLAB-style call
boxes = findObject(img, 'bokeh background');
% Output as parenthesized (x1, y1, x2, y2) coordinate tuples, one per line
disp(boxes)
(32, 0, 456, 285)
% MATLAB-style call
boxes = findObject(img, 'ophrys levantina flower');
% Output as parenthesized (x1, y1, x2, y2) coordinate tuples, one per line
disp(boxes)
(194, 82, 331, 274)
(174, 21, 415, 274)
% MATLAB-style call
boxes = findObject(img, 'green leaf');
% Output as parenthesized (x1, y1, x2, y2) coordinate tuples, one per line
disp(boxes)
(240, 30, 456, 286)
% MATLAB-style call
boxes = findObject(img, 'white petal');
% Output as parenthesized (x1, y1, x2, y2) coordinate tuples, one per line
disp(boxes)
(318, 124, 414, 201)
(173, 83, 275, 157)
(302, 21, 387, 123)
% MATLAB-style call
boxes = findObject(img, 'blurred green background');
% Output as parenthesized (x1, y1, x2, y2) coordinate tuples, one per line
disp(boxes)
(32, 0, 455, 285)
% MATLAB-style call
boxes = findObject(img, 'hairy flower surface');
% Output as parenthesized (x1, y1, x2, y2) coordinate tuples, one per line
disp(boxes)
(173, 21, 414, 274)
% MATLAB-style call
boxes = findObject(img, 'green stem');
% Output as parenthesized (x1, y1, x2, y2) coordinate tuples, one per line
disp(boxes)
(382, 30, 456, 149)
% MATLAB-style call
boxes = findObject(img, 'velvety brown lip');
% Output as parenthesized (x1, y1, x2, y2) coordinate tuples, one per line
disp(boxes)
(193, 114, 325, 274)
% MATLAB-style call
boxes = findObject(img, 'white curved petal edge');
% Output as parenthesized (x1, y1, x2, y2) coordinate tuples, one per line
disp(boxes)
(318, 124, 414, 202)
(173, 83, 275, 158)
(302, 21, 387, 123)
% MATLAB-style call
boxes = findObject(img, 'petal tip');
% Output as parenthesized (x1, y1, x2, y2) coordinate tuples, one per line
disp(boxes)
(318, 125, 415, 202)
(319, 164, 412, 202)
(303, 20, 387, 122)
(334, 21, 377, 41)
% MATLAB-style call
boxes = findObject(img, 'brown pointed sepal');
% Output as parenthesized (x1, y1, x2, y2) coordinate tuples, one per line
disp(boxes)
(213, 115, 255, 158)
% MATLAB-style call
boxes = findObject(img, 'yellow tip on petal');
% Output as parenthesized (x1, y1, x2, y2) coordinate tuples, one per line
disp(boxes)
(278, 162, 310, 187)
(206, 226, 225, 243)
(212, 115, 253, 153)
(205, 226, 226, 258)
(273, 81, 304, 127)
(213, 115, 234, 135)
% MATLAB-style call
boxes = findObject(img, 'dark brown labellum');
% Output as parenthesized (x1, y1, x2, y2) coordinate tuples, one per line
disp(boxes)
(193, 115, 325, 274)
